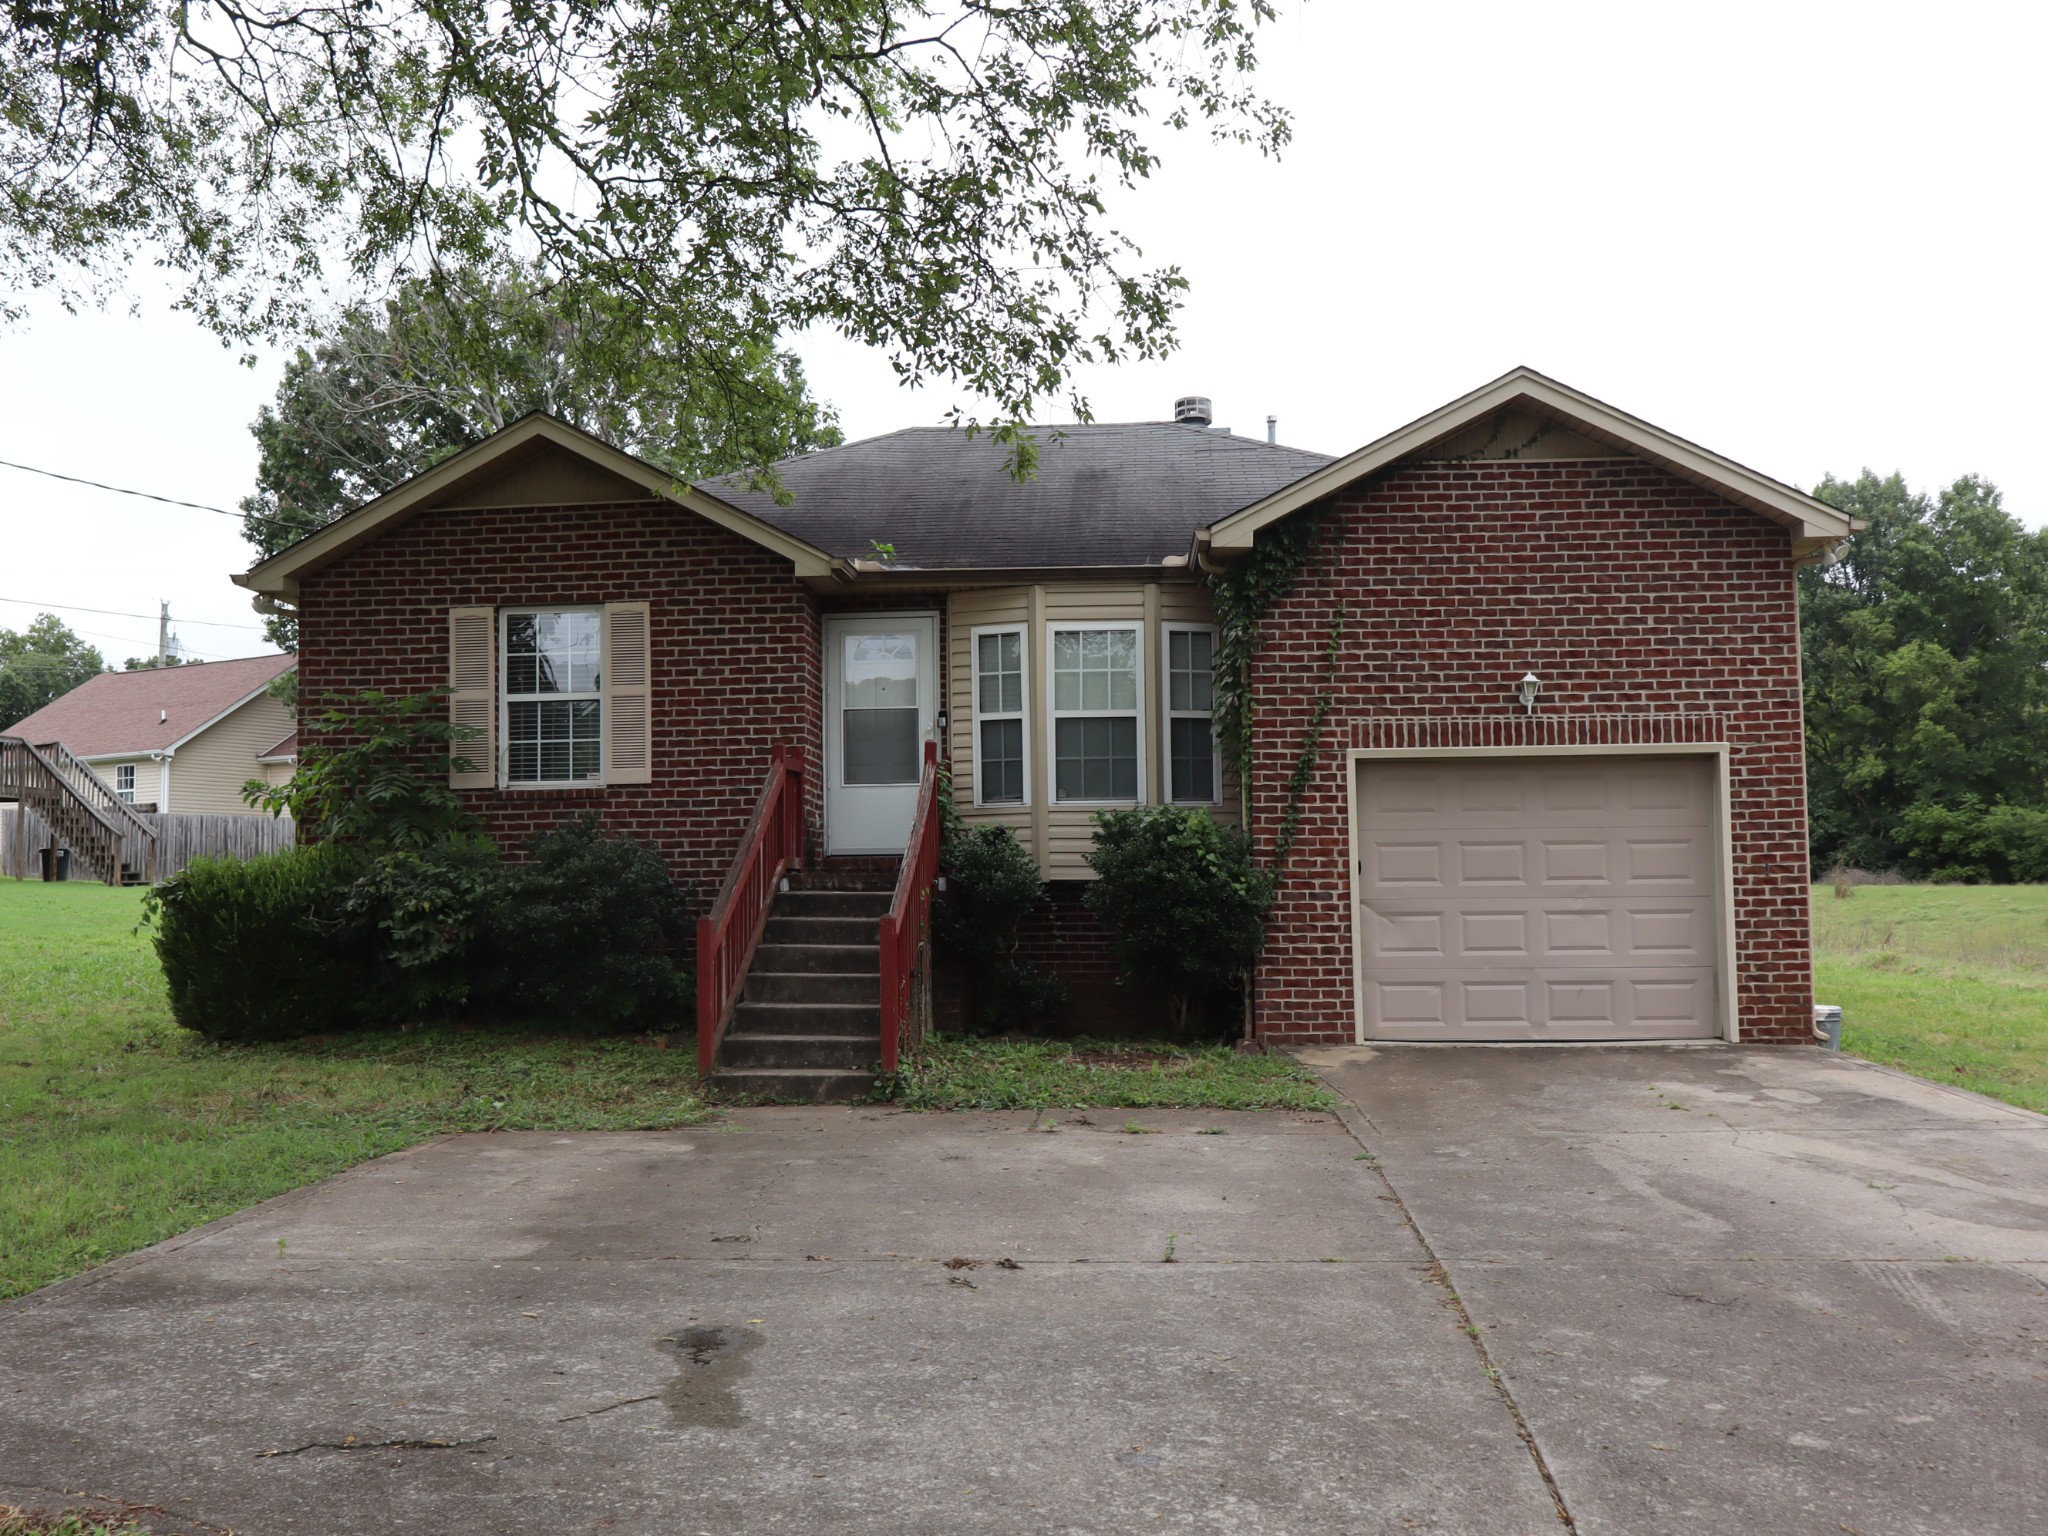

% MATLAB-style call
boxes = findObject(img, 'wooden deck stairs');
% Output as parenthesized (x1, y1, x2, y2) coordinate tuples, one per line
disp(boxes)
(0, 737, 159, 885)
(709, 876, 893, 1103)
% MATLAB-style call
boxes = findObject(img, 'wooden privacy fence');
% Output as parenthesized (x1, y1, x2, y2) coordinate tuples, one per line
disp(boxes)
(2, 805, 295, 882)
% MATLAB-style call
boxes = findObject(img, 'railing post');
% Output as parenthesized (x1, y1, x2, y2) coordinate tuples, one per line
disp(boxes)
(879, 914, 900, 1075)
(785, 746, 806, 872)
(696, 914, 718, 1078)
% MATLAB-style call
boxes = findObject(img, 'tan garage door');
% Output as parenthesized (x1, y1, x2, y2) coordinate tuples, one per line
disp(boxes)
(1354, 755, 1721, 1041)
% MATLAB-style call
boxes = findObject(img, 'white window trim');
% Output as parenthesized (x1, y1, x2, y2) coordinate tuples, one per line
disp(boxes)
(1161, 622, 1224, 806)
(114, 763, 137, 804)
(1046, 620, 1147, 807)
(499, 605, 607, 789)
(970, 623, 1031, 808)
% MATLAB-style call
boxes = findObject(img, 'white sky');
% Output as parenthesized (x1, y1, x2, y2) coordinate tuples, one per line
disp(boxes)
(1, 0, 2041, 666)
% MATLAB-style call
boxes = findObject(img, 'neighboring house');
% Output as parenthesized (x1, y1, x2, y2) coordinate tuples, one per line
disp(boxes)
(4, 653, 298, 814)
(234, 368, 1856, 1057)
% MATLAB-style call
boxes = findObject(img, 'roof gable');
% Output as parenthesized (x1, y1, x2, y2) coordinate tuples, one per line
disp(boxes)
(1202, 368, 1859, 561)
(4, 653, 297, 757)
(236, 414, 835, 598)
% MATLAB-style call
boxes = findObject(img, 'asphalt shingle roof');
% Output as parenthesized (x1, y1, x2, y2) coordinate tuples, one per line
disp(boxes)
(706, 422, 1334, 569)
(4, 653, 296, 757)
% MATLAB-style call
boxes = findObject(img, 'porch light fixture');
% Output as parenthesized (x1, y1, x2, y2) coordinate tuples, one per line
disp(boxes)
(1518, 673, 1541, 714)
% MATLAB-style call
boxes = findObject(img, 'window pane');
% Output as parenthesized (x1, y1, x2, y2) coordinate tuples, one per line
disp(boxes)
(1171, 717, 1217, 803)
(1055, 717, 1137, 801)
(977, 631, 1023, 715)
(506, 696, 602, 782)
(1055, 628, 1136, 715)
(1052, 631, 1082, 711)
(980, 718, 1023, 803)
(507, 609, 601, 697)
(845, 633, 918, 709)
(844, 708, 919, 784)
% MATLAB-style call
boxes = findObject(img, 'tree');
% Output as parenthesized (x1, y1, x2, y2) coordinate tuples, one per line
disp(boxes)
(0, 614, 106, 728)
(1801, 471, 2048, 877)
(124, 655, 190, 671)
(4, 3, 1287, 434)
(240, 260, 843, 648)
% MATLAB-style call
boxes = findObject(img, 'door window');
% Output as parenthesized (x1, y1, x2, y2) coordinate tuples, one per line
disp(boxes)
(842, 631, 920, 784)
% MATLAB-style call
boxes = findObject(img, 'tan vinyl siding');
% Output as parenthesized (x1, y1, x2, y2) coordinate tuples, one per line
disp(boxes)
(89, 756, 159, 810)
(166, 691, 297, 814)
(948, 578, 1232, 880)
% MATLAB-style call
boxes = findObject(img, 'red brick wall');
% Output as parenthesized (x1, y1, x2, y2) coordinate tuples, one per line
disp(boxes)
(295, 500, 825, 910)
(1249, 460, 1813, 1045)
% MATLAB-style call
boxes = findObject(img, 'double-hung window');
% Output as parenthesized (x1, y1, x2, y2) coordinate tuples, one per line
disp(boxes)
(114, 764, 136, 804)
(973, 626, 1028, 804)
(503, 608, 604, 784)
(1050, 623, 1142, 802)
(1164, 625, 1221, 804)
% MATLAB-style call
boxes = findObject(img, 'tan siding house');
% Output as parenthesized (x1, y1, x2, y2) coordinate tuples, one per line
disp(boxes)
(4, 654, 298, 814)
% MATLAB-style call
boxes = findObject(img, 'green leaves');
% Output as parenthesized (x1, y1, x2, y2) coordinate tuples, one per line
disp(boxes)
(1802, 471, 2048, 876)
(7, 1, 1286, 433)
(0, 613, 106, 727)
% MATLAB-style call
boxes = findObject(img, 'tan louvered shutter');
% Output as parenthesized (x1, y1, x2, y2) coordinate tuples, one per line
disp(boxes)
(603, 600, 653, 785)
(448, 606, 496, 789)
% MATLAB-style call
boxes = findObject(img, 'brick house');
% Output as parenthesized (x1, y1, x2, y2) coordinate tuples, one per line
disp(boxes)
(236, 367, 1856, 1079)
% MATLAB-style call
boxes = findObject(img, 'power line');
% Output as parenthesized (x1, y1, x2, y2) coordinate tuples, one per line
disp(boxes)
(0, 455, 311, 538)
(0, 596, 268, 631)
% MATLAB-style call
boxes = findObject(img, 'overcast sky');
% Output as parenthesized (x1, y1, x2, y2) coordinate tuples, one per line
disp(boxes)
(1, 0, 2041, 666)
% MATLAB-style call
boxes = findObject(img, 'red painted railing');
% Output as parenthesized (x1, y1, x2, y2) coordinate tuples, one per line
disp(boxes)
(879, 740, 943, 1073)
(697, 747, 806, 1077)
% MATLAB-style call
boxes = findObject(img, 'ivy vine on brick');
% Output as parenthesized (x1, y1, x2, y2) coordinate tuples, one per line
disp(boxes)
(1206, 508, 1344, 876)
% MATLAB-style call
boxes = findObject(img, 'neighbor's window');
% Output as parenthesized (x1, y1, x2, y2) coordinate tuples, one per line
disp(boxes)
(115, 764, 136, 803)
(503, 608, 603, 784)
(1051, 624, 1141, 802)
(1165, 626, 1220, 804)
(974, 627, 1027, 804)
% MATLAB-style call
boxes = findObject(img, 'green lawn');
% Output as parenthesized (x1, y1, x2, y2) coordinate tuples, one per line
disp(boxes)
(0, 881, 713, 1300)
(1813, 882, 2048, 1113)
(891, 1035, 1337, 1112)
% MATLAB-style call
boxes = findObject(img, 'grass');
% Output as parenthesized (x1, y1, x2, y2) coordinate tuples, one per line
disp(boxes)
(1812, 882, 2048, 1114)
(886, 1034, 1338, 1112)
(0, 1511, 148, 1536)
(0, 881, 713, 1301)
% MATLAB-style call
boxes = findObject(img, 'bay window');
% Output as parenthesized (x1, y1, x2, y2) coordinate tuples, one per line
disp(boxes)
(973, 626, 1028, 804)
(1050, 623, 1142, 802)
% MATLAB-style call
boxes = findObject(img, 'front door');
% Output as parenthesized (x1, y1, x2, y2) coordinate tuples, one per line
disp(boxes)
(823, 613, 939, 855)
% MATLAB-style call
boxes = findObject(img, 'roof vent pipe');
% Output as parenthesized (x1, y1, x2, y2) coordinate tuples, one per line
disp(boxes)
(1266, 415, 1278, 445)
(1174, 395, 1213, 427)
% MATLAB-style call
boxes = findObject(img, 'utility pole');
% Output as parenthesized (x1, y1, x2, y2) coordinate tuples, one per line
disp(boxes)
(158, 601, 170, 667)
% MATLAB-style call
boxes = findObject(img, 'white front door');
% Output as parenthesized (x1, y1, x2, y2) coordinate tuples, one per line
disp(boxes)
(823, 613, 939, 855)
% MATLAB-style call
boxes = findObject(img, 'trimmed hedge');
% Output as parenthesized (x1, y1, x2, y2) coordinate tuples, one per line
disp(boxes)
(146, 818, 691, 1042)
(147, 844, 374, 1041)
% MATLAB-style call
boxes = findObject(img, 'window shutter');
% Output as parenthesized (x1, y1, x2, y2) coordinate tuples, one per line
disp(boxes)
(604, 600, 653, 785)
(448, 606, 496, 789)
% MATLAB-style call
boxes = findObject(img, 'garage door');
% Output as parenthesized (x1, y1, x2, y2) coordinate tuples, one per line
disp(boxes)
(1354, 756, 1720, 1041)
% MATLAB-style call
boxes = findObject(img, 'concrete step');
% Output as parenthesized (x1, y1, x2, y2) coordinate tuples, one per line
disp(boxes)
(773, 889, 893, 920)
(708, 1067, 879, 1104)
(730, 1001, 882, 1036)
(764, 914, 877, 946)
(750, 942, 879, 976)
(718, 1032, 882, 1071)
(742, 970, 879, 1006)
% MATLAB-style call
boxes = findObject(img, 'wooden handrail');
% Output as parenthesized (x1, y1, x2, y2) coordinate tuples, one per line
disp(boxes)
(0, 736, 159, 884)
(878, 740, 943, 1074)
(697, 746, 807, 1077)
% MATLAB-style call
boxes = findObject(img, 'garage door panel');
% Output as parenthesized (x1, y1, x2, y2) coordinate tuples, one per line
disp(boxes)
(1356, 756, 1720, 1041)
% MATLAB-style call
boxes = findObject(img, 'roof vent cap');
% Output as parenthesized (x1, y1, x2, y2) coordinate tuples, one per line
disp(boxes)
(1173, 395, 1213, 428)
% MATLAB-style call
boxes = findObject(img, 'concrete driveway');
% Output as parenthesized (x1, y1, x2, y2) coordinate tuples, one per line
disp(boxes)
(1, 1047, 2042, 1536)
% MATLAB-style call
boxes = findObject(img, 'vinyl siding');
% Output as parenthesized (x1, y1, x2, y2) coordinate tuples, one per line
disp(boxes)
(947, 578, 1233, 879)
(167, 692, 297, 814)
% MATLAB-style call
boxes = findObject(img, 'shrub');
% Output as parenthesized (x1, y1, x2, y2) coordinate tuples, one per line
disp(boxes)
(1084, 805, 1275, 1036)
(1899, 798, 2048, 883)
(930, 771, 1065, 1030)
(476, 817, 693, 1028)
(339, 835, 504, 1018)
(245, 687, 483, 849)
(145, 844, 373, 1041)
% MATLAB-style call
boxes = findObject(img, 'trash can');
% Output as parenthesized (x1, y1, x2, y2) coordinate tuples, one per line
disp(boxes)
(38, 845, 70, 882)
(1813, 1003, 1843, 1051)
